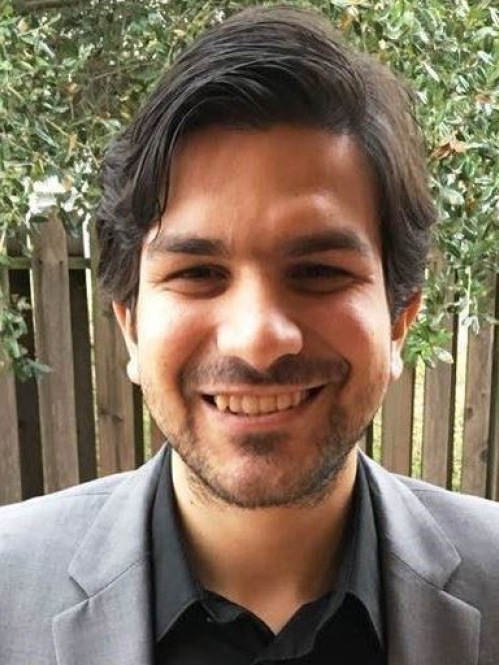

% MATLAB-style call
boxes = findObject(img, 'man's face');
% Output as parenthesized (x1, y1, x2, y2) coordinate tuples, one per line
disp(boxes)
(115, 125, 416, 508)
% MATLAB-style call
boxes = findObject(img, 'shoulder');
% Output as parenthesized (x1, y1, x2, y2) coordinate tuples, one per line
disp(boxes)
(0, 469, 132, 514)
(0, 448, 168, 557)
(362, 453, 499, 567)
(0, 471, 133, 562)
(0, 470, 136, 655)
(398, 474, 499, 533)
(391, 473, 499, 576)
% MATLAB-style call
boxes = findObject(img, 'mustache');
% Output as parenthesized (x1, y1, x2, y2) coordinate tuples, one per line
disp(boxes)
(183, 355, 350, 390)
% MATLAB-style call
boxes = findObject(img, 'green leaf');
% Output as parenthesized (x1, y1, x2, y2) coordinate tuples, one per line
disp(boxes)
(441, 187, 465, 207)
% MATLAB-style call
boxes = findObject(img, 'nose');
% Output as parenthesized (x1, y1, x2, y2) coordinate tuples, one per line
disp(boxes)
(216, 279, 304, 371)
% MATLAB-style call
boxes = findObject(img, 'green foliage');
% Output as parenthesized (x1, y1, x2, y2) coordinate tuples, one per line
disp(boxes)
(1, 0, 498, 376)
(0, 289, 51, 379)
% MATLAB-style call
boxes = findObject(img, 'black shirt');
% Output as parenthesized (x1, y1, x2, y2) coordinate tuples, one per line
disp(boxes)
(152, 451, 386, 664)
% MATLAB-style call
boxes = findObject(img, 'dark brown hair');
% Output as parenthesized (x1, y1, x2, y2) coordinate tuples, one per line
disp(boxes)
(96, 5, 435, 319)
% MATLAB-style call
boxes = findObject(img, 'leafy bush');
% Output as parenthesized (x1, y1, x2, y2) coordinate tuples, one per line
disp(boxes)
(1, 0, 498, 377)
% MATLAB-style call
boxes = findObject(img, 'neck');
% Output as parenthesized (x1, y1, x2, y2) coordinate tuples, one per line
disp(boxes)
(170, 448, 358, 631)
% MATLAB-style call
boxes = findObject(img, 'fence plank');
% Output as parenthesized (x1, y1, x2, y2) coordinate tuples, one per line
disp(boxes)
(488, 276, 499, 500)
(133, 384, 145, 466)
(67, 234, 96, 482)
(32, 215, 80, 492)
(381, 366, 415, 475)
(357, 422, 374, 457)
(357, 432, 366, 453)
(0, 366, 22, 504)
(0, 269, 22, 504)
(92, 295, 139, 475)
(8, 264, 44, 499)
(90, 223, 142, 475)
(150, 419, 165, 456)
(421, 314, 458, 488)
(490, 327, 499, 499)
(461, 320, 495, 496)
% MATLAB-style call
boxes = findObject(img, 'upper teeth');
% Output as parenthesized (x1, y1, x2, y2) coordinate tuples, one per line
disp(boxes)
(212, 391, 307, 415)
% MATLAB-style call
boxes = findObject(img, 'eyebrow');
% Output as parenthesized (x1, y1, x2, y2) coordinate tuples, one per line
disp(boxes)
(145, 229, 372, 259)
(146, 235, 229, 258)
(282, 230, 372, 258)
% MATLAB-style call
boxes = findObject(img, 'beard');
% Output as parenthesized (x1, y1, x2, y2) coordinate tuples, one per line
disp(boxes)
(143, 354, 382, 509)
(169, 409, 368, 509)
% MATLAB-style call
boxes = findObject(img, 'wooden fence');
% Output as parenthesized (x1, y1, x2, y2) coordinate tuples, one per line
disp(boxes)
(1, 216, 498, 505)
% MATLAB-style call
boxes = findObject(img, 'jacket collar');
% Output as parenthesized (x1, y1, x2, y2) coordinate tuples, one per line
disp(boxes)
(53, 446, 168, 665)
(361, 453, 480, 665)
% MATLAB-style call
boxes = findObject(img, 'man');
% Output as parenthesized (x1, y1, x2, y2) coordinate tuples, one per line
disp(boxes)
(1, 5, 499, 664)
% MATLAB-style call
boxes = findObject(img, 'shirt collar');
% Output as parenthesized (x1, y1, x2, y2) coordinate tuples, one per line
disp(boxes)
(347, 454, 385, 643)
(152, 449, 202, 641)
(152, 449, 383, 644)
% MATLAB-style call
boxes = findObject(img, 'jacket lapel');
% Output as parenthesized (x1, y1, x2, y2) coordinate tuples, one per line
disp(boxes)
(52, 559, 152, 665)
(384, 555, 480, 664)
(52, 447, 168, 665)
(362, 453, 480, 665)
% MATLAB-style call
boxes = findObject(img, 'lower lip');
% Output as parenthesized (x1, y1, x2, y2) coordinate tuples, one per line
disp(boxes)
(201, 389, 325, 434)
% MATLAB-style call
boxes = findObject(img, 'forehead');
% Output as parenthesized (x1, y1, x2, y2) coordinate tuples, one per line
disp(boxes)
(145, 125, 380, 255)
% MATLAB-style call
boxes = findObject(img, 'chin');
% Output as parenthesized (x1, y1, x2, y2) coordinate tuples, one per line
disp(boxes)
(183, 447, 353, 510)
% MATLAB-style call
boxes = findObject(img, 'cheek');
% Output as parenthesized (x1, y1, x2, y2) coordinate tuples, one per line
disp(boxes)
(136, 298, 212, 379)
(324, 300, 393, 414)
(314, 293, 392, 369)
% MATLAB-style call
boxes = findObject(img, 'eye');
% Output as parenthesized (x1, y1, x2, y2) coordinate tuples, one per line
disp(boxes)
(165, 264, 228, 296)
(175, 266, 224, 280)
(289, 263, 354, 293)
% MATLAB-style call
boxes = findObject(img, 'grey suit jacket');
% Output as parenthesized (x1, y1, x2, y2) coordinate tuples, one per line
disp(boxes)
(1, 446, 498, 664)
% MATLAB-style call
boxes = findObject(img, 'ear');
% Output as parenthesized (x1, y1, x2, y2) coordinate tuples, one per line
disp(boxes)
(113, 301, 140, 385)
(390, 292, 421, 381)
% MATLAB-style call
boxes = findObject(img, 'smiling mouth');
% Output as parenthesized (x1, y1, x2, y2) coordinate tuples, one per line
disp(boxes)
(202, 387, 324, 416)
